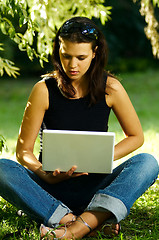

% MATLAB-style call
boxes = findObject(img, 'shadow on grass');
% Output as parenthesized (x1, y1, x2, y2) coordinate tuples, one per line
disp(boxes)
(0, 200, 39, 239)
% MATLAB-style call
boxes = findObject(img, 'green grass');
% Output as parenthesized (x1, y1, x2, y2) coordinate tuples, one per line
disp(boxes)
(0, 78, 39, 158)
(0, 69, 159, 239)
(0, 180, 158, 239)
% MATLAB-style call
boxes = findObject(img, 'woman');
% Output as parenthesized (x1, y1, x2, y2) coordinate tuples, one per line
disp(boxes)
(0, 17, 158, 239)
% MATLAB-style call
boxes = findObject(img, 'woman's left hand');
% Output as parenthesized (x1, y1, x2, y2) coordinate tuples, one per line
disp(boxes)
(43, 166, 88, 184)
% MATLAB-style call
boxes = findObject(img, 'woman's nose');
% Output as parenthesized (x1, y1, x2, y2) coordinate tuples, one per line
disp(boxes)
(69, 58, 77, 68)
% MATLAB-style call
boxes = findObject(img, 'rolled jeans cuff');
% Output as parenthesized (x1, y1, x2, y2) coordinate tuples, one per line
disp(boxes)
(85, 193, 128, 223)
(47, 203, 72, 228)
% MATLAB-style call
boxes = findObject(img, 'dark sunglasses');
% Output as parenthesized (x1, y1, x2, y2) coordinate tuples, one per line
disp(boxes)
(60, 21, 98, 40)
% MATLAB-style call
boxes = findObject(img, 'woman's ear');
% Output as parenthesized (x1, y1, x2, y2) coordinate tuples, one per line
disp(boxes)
(93, 46, 98, 58)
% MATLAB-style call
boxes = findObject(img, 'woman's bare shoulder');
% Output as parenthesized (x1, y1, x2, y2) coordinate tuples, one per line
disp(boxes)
(28, 79, 49, 110)
(106, 76, 123, 92)
(106, 76, 127, 107)
(32, 79, 47, 92)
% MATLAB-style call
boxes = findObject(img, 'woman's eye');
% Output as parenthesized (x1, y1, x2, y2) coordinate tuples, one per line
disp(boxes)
(63, 54, 71, 59)
(78, 57, 85, 61)
(62, 54, 85, 61)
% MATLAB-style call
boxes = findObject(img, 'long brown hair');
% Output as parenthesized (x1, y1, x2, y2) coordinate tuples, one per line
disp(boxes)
(50, 17, 109, 104)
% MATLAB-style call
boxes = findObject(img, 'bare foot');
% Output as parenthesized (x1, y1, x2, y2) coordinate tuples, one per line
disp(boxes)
(40, 222, 120, 239)
(40, 224, 54, 239)
(59, 213, 76, 226)
(88, 222, 120, 238)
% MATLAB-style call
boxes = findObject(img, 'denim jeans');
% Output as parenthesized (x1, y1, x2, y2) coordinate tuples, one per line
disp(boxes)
(0, 153, 158, 227)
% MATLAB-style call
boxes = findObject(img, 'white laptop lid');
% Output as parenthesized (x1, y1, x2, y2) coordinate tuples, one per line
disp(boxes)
(42, 130, 115, 174)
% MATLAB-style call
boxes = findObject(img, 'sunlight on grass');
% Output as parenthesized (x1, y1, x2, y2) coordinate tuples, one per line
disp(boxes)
(142, 130, 159, 160)
(113, 129, 159, 169)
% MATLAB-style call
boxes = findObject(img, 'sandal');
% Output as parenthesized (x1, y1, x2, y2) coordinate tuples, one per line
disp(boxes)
(40, 224, 67, 240)
(76, 216, 93, 232)
(40, 216, 76, 240)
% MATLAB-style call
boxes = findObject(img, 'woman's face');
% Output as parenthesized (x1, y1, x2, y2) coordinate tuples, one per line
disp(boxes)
(59, 38, 95, 83)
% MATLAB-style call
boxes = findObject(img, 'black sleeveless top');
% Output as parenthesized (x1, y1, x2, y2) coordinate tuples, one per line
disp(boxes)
(39, 77, 111, 162)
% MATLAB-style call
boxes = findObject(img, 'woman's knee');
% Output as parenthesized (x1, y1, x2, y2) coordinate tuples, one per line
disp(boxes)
(138, 153, 158, 166)
(0, 158, 19, 168)
(0, 159, 20, 177)
(134, 153, 159, 178)
(0, 158, 10, 170)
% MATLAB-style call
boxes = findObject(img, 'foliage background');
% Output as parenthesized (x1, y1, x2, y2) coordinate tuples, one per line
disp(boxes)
(0, 0, 111, 77)
(0, 0, 159, 78)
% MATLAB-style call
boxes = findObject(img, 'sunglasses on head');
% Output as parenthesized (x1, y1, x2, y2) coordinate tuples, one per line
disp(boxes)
(60, 20, 98, 40)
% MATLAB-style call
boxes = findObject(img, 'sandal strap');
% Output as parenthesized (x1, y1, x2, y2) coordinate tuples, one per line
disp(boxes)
(54, 224, 67, 239)
(76, 216, 93, 232)
(40, 224, 67, 240)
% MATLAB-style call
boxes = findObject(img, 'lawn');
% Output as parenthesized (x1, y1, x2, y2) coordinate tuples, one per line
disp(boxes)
(0, 69, 159, 239)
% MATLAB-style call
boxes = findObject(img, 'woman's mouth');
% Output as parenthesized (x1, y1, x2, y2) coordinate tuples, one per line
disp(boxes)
(69, 71, 79, 75)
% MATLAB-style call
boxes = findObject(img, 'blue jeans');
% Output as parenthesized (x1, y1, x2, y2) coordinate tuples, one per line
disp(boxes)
(0, 153, 158, 227)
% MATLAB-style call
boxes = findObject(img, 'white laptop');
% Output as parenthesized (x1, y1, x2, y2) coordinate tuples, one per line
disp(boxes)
(42, 129, 115, 174)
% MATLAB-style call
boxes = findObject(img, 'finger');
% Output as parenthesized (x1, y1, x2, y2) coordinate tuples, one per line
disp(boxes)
(53, 169, 60, 176)
(67, 165, 77, 176)
(73, 172, 89, 177)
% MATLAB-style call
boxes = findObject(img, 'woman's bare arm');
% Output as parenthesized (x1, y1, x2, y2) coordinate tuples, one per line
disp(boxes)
(106, 77, 144, 160)
(16, 81, 49, 177)
(16, 80, 87, 183)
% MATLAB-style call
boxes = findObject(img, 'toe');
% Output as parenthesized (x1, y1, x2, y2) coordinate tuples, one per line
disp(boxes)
(109, 223, 120, 236)
(40, 225, 50, 239)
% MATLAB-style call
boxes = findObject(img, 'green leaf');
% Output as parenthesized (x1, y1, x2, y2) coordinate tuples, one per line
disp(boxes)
(0, 43, 4, 51)
(8, 27, 15, 39)
(0, 56, 20, 78)
(27, 45, 34, 60)
(39, 58, 44, 68)
(0, 22, 7, 34)
(19, 15, 25, 27)
(0, 68, 4, 77)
